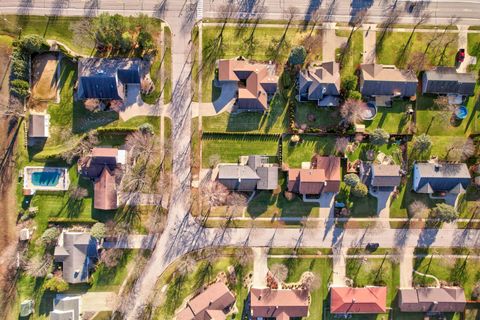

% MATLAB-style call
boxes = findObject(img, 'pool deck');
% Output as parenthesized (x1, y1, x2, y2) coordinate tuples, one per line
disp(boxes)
(23, 166, 70, 194)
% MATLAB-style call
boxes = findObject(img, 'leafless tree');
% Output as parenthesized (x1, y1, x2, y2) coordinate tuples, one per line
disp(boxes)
(200, 181, 229, 214)
(445, 138, 476, 161)
(406, 51, 431, 73)
(335, 137, 350, 155)
(307, 8, 325, 35)
(300, 271, 321, 292)
(84, 98, 102, 112)
(24, 254, 53, 277)
(62, 131, 99, 164)
(340, 99, 364, 126)
(234, 247, 253, 267)
(340, 9, 368, 66)
(284, 6, 299, 23)
(126, 130, 158, 161)
(208, 154, 221, 168)
(301, 32, 323, 59)
(408, 200, 429, 218)
(177, 255, 197, 276)
(140, 76, 155, 95)
(460, 138, 476, 161)
(69, 186, 88, 200)
(147, 206, 167, 235)
(100, 248, 123, 268)
(226, 192, 248, 216)
(270, 263, 288, 282)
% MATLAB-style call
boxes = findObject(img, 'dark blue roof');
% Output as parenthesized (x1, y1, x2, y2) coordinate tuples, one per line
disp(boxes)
(117, 68, 140, 84)
(78, 76, 121, 100)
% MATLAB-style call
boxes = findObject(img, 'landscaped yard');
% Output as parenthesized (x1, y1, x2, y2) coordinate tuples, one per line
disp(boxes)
(294, 102, 341, 130)
(282, 135, 336, 168)
(345, 257, 400, 307)
(201, 25, 321, 102)
(202, 134, 279, 168)
(376, 31, 458, 68)
(31, 53, 59, 101)
(336, 183, 378, 217)
(246, 173, 320, 218)
(268, 257, 332, 320)
(365, 100, 413, 134)
(407, 135, 469, 162)
(346, 141, 402, 164)
(202, 94, 289, 134)
(413, 256, 480, 300)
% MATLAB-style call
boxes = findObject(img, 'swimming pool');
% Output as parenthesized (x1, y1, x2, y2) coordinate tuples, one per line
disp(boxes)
(31, 171, 61, 187)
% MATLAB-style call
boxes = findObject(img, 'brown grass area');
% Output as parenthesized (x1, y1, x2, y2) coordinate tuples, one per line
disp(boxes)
(31, 52, 59, 101)
(0, 41, 12, 107)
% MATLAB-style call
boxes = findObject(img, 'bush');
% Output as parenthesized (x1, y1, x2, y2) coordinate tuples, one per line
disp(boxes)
(15, 34, 49, 53)
(288, 46, 307, 65)
(84, 99, 102, 112)
(10, 79, 30, 98)
(351, 183, 368, 197)
(41, 227, 60, 246)
(341, 74, 358, 97)
(43, 276, 69, 292)
(344, 173, 360, 187)
(91, 222, 106, 240)
(347, 90, 362, 100)
(432, 203, 458, 223)
(370, 128, 390, 146)
(139, 123, 155, 134)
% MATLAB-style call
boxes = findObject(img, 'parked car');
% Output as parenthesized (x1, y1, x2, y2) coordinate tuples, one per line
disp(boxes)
(366, 243, 379, 252)
(456, 49, 465, 63)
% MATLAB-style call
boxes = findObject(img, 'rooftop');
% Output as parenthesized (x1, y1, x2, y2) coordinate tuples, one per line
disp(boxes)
(330, 286, 387, 314)
(250, 288, 310, 319)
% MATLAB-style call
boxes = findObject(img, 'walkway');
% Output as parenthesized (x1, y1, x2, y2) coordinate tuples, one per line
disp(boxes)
(252, 247, 268, 288)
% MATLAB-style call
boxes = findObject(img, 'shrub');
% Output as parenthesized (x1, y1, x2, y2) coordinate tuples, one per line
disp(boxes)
(432, 203, 458, 223)
(412, 134, 432, 155)
(344, 173, 360, 187)
(41, 227, 60, 246)
(351, 183, 368, 197)
(84, 99, 102, 112)
(288, 46, 307, 65)
(139, 123, 155, 134)
(347, 90, 362, 100)
(10, 79, 30, 98)
(15, 34, 49, 53)
(370, 128, 390, 146)
(91, 222, 106, 240)
(341, 74, 358, 97)
(43, 276, 69, 292)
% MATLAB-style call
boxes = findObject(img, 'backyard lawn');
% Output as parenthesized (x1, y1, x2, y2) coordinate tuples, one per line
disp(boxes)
(154, 251, 253, 319)
(407, 135, 469, 162)
(268, 257, 332, 320)
(202, 94, 289, 134)
(246, 173, 320, 218)
(346, 141, 402, 164)
(202, 134, 279, 168)
(376, 31, 458, 68)
(294, 102, 341, 130)
(364, 100, 413, 134)
(282, 135, 336, 168)
(413, 256, 480, 300)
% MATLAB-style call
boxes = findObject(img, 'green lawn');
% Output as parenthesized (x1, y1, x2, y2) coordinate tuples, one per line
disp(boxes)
(202, 94, 289, 134)
(89, 250, 137, 292)
(246, 173, 320, 218)
(457, 186, 480, 219)
(336, 183, 378, 217)
(467, 32, 480, 70)
(202, 135, 279, 168)
(415, 91, 480, 136)
(345, 257, 400, 307)
(282, 135, 336, 168)
(336, 29, 363, 78)
(294, 102, 341, 129)
(365, 100, 413, 134)
(201, 25, 320, 102)
(346, 141, 402, 163)
(408, 135, 469, 162)
(413, 256, 480, 300)
(376, 31, 458, 68)
(154, 252, 253, 319)
(268, 257, 332, 320)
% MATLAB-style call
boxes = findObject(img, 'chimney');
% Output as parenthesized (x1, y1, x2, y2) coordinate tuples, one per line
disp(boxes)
(434, 163, 441, 172)
(352, 298, 356, 303)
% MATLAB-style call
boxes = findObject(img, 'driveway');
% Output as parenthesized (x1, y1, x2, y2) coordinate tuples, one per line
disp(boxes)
(363, 24, 376, 64)
(399, 247, 414, 288)
(370, 188, 393, 227)
(319, 192, 336, 218)
(252, 247, 268, 288)
(332, 246, 348, 286)
(322, 23, 347, 61)
(193, 81, 237, 117)
(81, 292, 116, 312)
(457, 25, 475, 73)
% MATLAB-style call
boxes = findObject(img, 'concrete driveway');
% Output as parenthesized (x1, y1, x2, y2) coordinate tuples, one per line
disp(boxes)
(252, 247, 268, 288)
(81, 292, 116, 312)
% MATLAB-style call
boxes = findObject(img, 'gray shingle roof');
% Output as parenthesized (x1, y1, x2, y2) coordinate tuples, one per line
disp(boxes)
(371, 164, 402, 187)
(399, 287, 466, 313)
(413, 163, 471, 193)
(256, 167, 279, 190)
(360, 64, 418, 97)
(54, 232, 97, 284)
(50, 295, 80, 320)
(423, 67, 476, 95)
(299, 61, 340, 101)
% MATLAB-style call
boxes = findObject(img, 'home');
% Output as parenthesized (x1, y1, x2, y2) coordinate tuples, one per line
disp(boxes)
(176, 282, 236, 320)
(287, 156, 341, 196)
(54, 232, 98, 284)
(217, 155, 278, 191)
(49, 295, 80, 320)
(359, 64, 418, 105)
(79, 147, 126, 210)
(77, 58, 142, 103)
(412, 162, 471, 195)
(422, 67, 476, 97)
(398, 287, 466, 313)
(217, 58, 278, 111)
(249, 287, 310, 319)
(298, 61, 340, 107)
(370, 164, 402, 190)
(330, 286, 387, 314)
(28, 112, 50, 139)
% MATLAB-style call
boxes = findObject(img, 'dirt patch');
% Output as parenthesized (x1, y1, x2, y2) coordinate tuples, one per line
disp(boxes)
(0, 41, 12, 107)
(31, 52, 59, 101)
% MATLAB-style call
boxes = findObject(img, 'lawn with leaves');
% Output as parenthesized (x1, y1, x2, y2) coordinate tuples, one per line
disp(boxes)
(202, 135, 279, 168)
(268, 257, 332, 320)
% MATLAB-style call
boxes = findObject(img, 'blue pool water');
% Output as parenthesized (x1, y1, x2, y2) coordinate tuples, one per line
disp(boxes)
(31, 171, 61, 187)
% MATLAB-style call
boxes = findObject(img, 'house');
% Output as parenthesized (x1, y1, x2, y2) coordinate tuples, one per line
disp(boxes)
(49, 295, 80, 320)
(371, 164, 402, 189)
(176, 282, 236, 320)
(330, 286, 387, 314)
(250, 287, 310, 319)
(54, 232, 98, 284)
(398, 287, 466, 313)
(422, 67, 476, 96)
(28, 113, 50, 138)
(218, 155, 278, 191)
(79, 147, 126, 210)
(412, 162, 471, 194)
(287, 156, 341, 196)
(77, 58, 142, 102)
(298, 61, 341, 107)
(359, 64, 418, 102)
(218, 58, 278, 111)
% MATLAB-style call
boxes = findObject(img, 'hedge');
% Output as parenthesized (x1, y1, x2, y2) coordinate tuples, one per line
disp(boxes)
(48, 217, 98, 225)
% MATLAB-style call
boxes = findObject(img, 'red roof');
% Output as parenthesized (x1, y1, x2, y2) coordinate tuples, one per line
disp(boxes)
(94, 166, 118, 210)
(330, 287, 387, 314)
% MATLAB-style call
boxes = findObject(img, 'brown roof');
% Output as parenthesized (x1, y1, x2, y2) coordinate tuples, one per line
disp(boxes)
(398, 287, 466, 313)
(94, 166, 118, 210)
(91, 147, 118, 158)
(28, 113, 49, 138)
(287, 169, 325, 195)
(371, 164, 402, 187)
(330, 287, 387, 314)
(250, 288, 309, 319)
(312, 156, 342, 192)
(176, 282, 235, 320)
(218, 59, 278, 110)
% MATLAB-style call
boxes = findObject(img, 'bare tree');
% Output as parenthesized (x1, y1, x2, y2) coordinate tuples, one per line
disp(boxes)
(270, 263, 288, 282)
(406, 51, 431, 73)
(340, 99, 364, 126)
(200, 181, 229, 214)
(461, 138, 476, 161)
(177, 255, 197, 276)
(84, 98, 102, 112)
(69, 185, 88, 200)
(62, 131, 99, 164)
(284, 6, 299, 23)
(300, 271, 321, 292)
(408, 200, 429, 218)
(335, 137, 349, 155)
(234, 247, 253, 267)
(226, 192, 248, 217)
(24, 254, 53, 277)
(100, 248, 123, 268)
(445, 138, 476, 161)
(126, 130, 158, 161)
